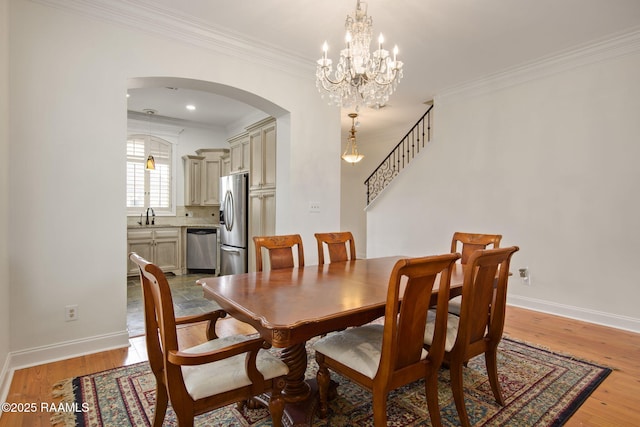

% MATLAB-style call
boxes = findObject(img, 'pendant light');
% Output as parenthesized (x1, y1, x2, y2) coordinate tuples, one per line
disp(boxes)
(144, 109, 157, 170)
(342, 113, 364, 164)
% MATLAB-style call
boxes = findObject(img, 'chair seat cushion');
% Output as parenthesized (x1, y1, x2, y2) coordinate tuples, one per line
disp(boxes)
(448, 295, 462, 315)
(423, 310, 460, 352)
(313, 324, 427, 379)
(181, 334, 289, 400)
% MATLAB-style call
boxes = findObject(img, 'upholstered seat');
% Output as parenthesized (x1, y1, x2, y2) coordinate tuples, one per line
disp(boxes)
(181, 334, 289, 400)
(129, 252, 288, 427)
(423, 310, 459, 352)
(314, 324, 428, 379)
(424, 246, 519, 427)
(314, 253, 461, 427)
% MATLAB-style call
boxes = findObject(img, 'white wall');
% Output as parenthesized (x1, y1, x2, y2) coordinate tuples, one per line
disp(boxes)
(367, 39, 640, 332)
(1, 0, 11, 403)
(6, 0, 340, 366)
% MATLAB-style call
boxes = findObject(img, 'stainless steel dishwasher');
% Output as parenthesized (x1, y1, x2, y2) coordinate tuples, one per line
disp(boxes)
(186, 228, 217, 273)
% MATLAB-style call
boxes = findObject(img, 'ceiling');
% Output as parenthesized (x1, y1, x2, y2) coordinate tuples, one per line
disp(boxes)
(126, 0, 640, 137)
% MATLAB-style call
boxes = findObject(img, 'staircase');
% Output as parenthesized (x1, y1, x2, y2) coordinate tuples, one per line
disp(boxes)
(365, 105, 433, 205)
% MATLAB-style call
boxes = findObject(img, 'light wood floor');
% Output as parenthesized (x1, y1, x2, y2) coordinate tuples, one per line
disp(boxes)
(1, 306, 639, 426)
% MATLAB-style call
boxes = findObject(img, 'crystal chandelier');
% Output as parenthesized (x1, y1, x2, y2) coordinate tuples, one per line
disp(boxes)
(342, 113, 364, 164)
(316, 0, 404, 109)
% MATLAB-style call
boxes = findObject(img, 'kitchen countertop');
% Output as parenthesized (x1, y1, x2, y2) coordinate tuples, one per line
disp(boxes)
(127, 224, 220, 229)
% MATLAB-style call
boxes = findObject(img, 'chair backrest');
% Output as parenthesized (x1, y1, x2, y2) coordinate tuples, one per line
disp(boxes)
(253, 234, 305, 272)
(451, 232, 502, 265)
(129, 252, 183, 390)
(314, 232, 356, 264)
(453, 246, 519, 356)
(378, 253, 460, 378)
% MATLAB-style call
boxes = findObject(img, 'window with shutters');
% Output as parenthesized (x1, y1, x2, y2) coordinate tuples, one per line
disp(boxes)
(127, 134, 174, 215)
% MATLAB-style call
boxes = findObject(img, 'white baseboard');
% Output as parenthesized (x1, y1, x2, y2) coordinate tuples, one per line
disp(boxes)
(0, 332, 129, 417)
(8, 330, 130, 372)
(507, 295, 640, 333)
(0, 353, 13, 415)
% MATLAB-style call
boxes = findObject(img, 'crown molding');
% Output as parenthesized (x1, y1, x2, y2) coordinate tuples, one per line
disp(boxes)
(30, 0, 315, 78)
(436, 27, 640, 105)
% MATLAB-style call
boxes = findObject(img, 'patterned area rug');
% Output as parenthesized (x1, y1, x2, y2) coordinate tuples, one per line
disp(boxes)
(51, 337, 610, 426)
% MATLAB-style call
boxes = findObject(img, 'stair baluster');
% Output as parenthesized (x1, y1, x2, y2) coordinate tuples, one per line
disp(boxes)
(365, 105, 433, 205)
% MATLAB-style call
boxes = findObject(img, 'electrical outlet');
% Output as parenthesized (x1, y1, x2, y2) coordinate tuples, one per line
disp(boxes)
(309, 202, 321, 213)
(65, 304, 78, 321)
(518, 268, 531, 286)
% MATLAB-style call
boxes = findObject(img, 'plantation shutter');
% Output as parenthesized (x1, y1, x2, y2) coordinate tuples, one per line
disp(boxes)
(126, 135, 173, 215)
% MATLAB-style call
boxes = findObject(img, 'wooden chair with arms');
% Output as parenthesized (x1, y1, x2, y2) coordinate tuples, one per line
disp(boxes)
(423, 246, 519, 427)
(314, 231, 356, 264)
(313, 253, 461, 427)
(253, 234, 305, 272)
(129, 252, 288, 427)
(448, 232, 502, 315)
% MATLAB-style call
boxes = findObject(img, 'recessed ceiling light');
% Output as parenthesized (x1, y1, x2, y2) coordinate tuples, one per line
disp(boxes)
(186, 104, 196, 111)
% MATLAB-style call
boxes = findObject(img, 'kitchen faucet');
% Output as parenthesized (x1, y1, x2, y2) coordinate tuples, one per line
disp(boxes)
(146, 207, 155, 225)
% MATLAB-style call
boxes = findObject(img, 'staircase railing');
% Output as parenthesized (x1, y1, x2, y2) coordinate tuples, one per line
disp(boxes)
(365, 105, 433, 205)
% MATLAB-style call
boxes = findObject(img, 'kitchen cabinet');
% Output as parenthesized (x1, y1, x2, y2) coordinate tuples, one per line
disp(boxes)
(228, 133, 249, 174)
(248, 118, 276, 191)
(221, 152, 231, 176)
(197, 148, 227, 205)
(183, 155, 204, 206)
(248, 189, 276, 272)
(127, 227, 180, 275)
(183, 149, 228, 206)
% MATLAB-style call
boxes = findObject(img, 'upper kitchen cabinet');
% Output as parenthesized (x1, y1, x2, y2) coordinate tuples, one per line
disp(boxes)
(183, 154, 204, 206)
(221, 152, 231, 177)
(183, 148, 229, 206)
(248, 118, 276, 191)
(227, 133, 250, 174)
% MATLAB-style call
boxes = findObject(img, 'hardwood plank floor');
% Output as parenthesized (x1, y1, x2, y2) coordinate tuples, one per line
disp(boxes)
(1, 306, 638, 426)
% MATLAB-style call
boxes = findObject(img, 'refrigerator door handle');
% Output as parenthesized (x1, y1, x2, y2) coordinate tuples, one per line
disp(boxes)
(220, 246, 241, 254)
(223, 190, 232, 232)
(226, 190, 235, 232)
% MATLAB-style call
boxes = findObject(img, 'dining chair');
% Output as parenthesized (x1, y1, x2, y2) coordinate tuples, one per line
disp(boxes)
(129, 252, 288, 427)
(423, 246, 519, 427)
(253, 234, 305, 272)
(314, 231, 356, 264)
(313, 253, 461, 427)
(448, 232, 502, 314)
(451, 232, 502, 265)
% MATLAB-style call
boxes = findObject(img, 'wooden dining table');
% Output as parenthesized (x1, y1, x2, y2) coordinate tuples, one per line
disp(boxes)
(198, 256, 465, 426)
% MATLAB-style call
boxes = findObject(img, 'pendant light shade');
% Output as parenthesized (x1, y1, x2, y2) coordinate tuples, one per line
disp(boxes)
(146, 155, 156, 170)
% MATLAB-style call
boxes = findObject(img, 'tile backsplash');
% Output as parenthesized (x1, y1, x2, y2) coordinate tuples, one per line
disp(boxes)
(127, 206, 219, 227)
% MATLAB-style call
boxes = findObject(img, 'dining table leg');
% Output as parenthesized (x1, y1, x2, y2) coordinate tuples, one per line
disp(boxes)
(280, 342, 312, 402)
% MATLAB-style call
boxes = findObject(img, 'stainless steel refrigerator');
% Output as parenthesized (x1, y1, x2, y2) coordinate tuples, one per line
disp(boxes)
(219, 173, 248, 275)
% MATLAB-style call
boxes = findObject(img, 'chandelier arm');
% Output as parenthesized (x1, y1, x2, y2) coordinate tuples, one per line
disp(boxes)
(372, 71, 400, 86)
(317, 67, 348, 86)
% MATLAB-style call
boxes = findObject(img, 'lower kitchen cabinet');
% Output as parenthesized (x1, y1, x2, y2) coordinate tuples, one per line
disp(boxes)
(127, 227, 181, 275)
